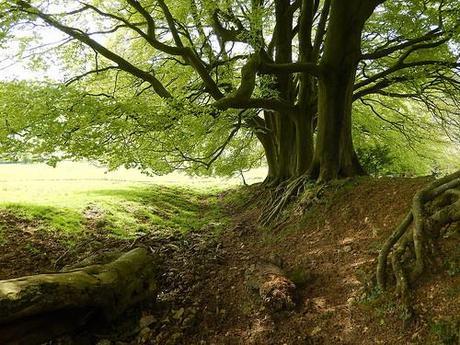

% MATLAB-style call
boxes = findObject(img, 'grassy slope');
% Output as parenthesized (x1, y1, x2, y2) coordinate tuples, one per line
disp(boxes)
(0, 162, 238, 281)
(0, 162, 245, 238)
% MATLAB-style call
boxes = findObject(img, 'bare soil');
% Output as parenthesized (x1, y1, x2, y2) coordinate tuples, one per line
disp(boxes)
(0, 177, 458, 345)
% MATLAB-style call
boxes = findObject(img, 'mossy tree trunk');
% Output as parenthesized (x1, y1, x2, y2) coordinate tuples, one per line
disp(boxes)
(258, 0, 317, 185)
(310, 0, 376, 181)
(258, 0, 382, 223)
(273, 0, 296, 182)
(257, 0, 381, 185)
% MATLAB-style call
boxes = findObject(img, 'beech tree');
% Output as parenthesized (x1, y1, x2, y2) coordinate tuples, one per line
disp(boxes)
(0, 0, 459, 182)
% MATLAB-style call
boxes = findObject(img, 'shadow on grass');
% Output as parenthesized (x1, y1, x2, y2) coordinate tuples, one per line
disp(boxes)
(86, 184, 224, 235)
(88, 185, 202, 213)
(0, 185, 225, 240)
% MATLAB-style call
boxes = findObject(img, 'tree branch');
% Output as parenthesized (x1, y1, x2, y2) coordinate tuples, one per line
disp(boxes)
(353, 76, 410, 100)
(259, 62, 323, 77)
(355, 59, 458, 91)
(155, 0, 224, 100)
(16, 1, 172, 98)
(65, 66, 119, 85)
(125, 0, 156, 37)
(312, 0, 330, 61)
(361, 28, 444, 60)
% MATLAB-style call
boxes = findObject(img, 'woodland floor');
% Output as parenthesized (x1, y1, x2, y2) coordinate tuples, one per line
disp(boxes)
(0, 176, 459, 345)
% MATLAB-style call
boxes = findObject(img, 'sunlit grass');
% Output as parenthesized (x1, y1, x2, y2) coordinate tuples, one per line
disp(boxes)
(2, 203, 83, 234)
(0, 162, 263, 238)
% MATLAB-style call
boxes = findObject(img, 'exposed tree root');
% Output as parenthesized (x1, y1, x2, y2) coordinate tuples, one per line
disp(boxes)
(258, 175, 311, 226)
(258, 175, 351, 226)
(377, 170, 460, 305)
(0, 248, 157, 345)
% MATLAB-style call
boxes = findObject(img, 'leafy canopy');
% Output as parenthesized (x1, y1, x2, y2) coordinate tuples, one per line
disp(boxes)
(0, 0, 458, 175)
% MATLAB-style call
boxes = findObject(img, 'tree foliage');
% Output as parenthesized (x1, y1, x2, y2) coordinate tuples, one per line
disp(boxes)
(0, 81, 263, 174)
(0, 0, 458, 178)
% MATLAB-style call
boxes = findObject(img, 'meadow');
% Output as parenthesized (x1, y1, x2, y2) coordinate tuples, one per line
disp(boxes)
(0, 162, 263, 238)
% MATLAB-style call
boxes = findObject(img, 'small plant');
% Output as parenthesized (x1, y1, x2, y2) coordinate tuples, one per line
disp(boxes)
(444, 244, 460, 277)
(446, 285, 460, 298)
(430, 318, 460, 345)
(355, 144, 393, 176)
(445, 260, 460, 277)
(356, 274, 383, 305)
(288, 267, 313, 288)
(25, 242, 41, 255)
(319, 310, 334, 320)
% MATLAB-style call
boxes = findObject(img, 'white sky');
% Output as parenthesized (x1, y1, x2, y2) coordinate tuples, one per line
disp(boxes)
(0, 25, 67, 81)
(0, 4, 105, 84)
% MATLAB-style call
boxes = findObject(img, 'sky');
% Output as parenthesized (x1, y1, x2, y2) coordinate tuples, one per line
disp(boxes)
(0, 24, 67, 81)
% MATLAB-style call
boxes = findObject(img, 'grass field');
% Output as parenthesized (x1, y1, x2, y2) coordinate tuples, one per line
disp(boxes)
(0, 162, 264, 238)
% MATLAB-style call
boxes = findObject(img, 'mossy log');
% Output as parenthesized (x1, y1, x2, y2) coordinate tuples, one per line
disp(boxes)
(0, 248, 157, 345)
(246, 259, 296, 311)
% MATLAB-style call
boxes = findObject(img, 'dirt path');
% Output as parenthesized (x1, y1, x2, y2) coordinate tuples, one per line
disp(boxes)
(140, 177, 458, 345)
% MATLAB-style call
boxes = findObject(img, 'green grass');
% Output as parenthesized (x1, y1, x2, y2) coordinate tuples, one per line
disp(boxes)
(429, 318, 460, 345)
(2, 203, 83, 234)
(84, 185, 225, 236)
(0, 162, 244, 239)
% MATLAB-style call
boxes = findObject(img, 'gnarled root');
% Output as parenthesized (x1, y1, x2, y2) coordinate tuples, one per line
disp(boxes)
(259, 175, 309, 225)
(258, 174, 330, 226)
(377, 170, 460, 305)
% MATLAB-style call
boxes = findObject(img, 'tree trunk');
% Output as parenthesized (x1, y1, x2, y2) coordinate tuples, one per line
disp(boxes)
(0, 248, 157, 345)
(312, 0, 376, 181)
(277, 115, 297, 179)
(272, 0, 296, 182)
(258, 110, 281, 185)
(259, 0, 380, 185)
(260, 111, 315, 184)
(294, 111, 314, 177)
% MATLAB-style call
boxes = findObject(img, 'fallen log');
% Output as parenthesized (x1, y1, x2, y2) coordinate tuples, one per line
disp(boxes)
(246, 258, 296, 311)
(0, 248, 157, 345)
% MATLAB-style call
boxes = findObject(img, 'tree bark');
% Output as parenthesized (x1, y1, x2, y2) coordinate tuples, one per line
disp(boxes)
(0, 248, 157, 345)
(272, 0, 296, 181)
(256, 0, 378, 185)
(311, 0, 376, 181)
(294, 110, 314, 176)
(277, 116, 297, 179)
(260, 110, 315, 184)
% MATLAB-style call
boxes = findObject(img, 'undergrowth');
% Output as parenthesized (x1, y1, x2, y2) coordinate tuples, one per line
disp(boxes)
(429, 317, 460, 345)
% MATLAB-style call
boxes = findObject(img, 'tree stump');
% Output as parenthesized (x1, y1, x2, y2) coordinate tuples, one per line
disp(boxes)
(246, 258, 296, 311)
(0, 248, 158, 345)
